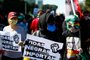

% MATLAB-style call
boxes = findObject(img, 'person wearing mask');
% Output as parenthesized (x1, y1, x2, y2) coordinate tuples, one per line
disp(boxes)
(2, 11, 26, 60)
(23, 9, 64, 60)
(30, 10, 44, 34)
(32, 12, 63, 60)
(62, 15, 82, 60)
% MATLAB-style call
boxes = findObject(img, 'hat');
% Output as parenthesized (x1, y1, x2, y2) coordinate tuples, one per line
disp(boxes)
(8, 12, 17, 19)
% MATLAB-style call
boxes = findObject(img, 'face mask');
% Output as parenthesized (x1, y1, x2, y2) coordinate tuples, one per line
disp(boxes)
(8, 19, 18, 25)
(47, 24, 56, 32)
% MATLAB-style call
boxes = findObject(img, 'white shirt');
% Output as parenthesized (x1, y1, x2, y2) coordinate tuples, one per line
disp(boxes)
(3, 26, 26, 58)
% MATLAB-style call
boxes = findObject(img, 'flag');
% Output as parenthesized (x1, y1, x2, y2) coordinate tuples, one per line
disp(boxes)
(65, 0, 83, 18)
(73, 0, 83, 18)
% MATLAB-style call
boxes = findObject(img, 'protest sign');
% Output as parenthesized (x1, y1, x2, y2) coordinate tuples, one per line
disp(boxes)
(0, 31, 21, 52)
(23, 34, 63, 60)
(66, 37, 81, 59)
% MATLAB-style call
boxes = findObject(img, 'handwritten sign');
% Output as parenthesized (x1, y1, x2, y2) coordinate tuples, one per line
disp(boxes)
(23, 34, 63, 60)
(66, 37, 81, 59)
(0, 31, 21, 52)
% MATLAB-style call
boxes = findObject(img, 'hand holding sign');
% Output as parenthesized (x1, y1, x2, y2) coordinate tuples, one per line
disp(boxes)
(18, 41, 24, 47)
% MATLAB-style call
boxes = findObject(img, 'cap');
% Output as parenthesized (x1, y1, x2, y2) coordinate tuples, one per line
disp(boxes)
(8, 12, 18, 19)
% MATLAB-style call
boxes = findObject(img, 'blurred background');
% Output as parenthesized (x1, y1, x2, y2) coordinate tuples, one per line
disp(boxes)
(0, 0, 88, 16)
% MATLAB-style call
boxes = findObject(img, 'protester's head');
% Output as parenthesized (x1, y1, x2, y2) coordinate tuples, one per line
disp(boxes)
(8, 12, 18, 26)
(37, 10, 44, 17)
(83, 10, 90, 20)
(65, 15, 80, 32)
(83, 10, 90, 16)
(39, 13, 56, 33)
(18, 13, 26, 23)
(46, 9, 51, 13)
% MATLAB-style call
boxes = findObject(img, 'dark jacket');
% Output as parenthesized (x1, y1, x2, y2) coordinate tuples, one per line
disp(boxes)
(33, 13, 61, 42)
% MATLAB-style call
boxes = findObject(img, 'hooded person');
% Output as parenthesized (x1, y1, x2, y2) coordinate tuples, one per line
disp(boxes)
(33, 12, 59, 41)
(30, 12, 65, 60)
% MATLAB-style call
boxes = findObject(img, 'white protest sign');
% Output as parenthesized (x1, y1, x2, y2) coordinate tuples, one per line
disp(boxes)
(0, 31, 21, 52)
(66, 37, 81, 58)
(23, 34, 63, 60)
(66, 37, 81, 50)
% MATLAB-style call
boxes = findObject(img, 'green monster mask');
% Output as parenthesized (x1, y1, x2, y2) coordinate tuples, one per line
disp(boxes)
(65, 15, 80, 32)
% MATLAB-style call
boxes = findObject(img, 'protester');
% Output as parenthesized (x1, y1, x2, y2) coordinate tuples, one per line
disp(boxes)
(31, 11, 64, 60)
(55, 14, 66, 60)
(30, 10, 44, 34)
(55, 14, 65, 33)
(2, 11, 26, 60)
(62, 15, 82, 60)
(18, 14, 28, 33)
(23, 10, 44, 60)
(30, 17, 39, 34)
(80, 10, 90, 59)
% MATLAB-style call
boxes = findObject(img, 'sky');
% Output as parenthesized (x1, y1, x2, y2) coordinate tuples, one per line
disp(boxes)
(43, 0, 84, 14)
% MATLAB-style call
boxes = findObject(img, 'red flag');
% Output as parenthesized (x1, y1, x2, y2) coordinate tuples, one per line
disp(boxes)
(73, 0, 83, 18)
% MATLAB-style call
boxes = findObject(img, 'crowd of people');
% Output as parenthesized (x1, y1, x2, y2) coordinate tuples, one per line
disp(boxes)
(0, 9, 90, 60)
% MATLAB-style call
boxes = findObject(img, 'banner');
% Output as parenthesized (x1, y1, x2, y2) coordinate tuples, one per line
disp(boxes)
(66, 37, 81, 59)
(0, 31, 21, 52)
(23, 34, 63, 60)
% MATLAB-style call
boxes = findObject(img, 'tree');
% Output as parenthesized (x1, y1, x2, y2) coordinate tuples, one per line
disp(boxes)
(79, 2, 86, 12)
(85, 0, 90, 11)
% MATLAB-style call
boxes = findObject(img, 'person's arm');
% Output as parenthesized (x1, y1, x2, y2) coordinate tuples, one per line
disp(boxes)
(18, 26, 27, 47)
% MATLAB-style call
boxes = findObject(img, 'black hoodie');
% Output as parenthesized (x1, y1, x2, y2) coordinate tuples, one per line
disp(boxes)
(33, 13, 61, 42)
